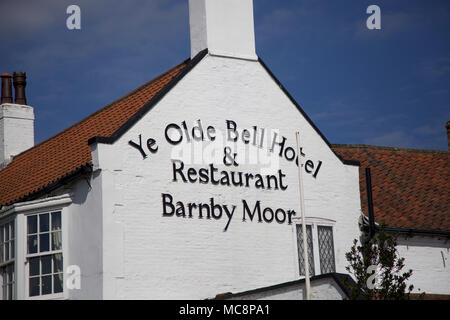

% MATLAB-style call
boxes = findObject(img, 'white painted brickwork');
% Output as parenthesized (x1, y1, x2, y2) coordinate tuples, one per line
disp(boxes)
(398, 236, 450, 294)
(0, 103, 34, 164)
(87, 55, 362, 299)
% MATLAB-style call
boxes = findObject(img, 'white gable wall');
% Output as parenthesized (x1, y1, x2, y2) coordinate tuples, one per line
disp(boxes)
(93, 54, 362, 299)
(397, 236, 450, 295)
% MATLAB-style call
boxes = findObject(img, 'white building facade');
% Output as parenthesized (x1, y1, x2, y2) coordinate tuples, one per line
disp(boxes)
(0, 0, 448, 300)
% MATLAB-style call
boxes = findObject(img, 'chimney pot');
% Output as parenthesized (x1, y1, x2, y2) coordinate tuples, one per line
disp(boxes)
(13, 71, 27, 105)
(1, 73, 13, 104)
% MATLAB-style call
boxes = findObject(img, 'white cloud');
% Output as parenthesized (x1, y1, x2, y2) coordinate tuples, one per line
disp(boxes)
(420, 57, 450, 80)
(364, 130, 413, 148)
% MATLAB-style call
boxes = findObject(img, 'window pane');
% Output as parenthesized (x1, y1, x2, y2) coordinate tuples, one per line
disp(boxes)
(8, 264, 14, 282)
(52, 231, 62, 251)
(5, 265, 13, 300)
(0, 242, 3, 263)
(29, 277, 40, 297)
(8, 283, 13, 300)
(39, 214, 49, 232)
(10, 222, 14, 239)
(5, 265, 10, 282)
(2, 268, 6, 298)
(5, 226, 9, 241)
(0, 225, 3, 243)
(28, 235, 38, 254)
(54, 274, 63, 293)
(9, 273, 14, 299)
(39, 233, 49, 252)
(5, 242, 9, 261)
(51, 212, 61, 231)
(318, 226, 336, 274)
(42, 275, 52, 295)
(53, 253, 63, 273)
(41, 255, 52, 275)
(297, 224, 315, 276)
(29, 257, 40, 276)
(27, 215, 37, 234)
(10, 240, 14, 259)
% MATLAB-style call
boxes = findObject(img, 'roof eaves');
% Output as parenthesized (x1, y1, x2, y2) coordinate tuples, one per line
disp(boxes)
(379, 225, 450, 238)
(332, 144, 450, 155)
(2, 163, 92, 207)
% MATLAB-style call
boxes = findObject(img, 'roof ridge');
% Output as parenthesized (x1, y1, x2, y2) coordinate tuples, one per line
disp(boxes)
(8, 59, 190, 162)
(332, 143, 449, 155)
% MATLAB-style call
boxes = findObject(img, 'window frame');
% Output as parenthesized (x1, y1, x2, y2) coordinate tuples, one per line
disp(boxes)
(317, 225, 336, 274)
(296, 224, 315, 276)
(0, 194, 72, 300)
(0, 217, 16, 300)
(293, 217, 336, 277)
(24, 209, 65, 300)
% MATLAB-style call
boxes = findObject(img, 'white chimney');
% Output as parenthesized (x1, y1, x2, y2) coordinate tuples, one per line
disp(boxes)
(0, 72, 34, 165)
(188, 0, 257, 61)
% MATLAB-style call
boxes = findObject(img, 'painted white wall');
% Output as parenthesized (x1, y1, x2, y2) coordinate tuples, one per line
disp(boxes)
(65, 173, 103, 299)
(0, 103, 34, 164)
(94, 54, 362, 299)
(189, 0, 257, 60)
(397, 236, 450, 294)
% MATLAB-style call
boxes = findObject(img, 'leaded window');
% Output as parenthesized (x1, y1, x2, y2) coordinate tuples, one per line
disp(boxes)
(296, 224, 315, 276)
(318, 226, 336, 274)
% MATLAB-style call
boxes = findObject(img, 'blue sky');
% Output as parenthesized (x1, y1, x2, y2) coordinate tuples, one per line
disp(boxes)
(1, 0, 449, 150)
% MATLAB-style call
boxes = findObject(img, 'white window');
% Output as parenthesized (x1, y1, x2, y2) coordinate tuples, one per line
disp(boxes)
(296, 221, 336, 276)
(0, 219, 15, 300)
(26, 211, 63, 297)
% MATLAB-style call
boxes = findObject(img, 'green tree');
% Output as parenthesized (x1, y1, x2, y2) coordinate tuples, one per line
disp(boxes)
(344, 226, 418, 300)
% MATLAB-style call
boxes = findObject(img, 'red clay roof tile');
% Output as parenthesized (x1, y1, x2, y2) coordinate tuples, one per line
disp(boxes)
(333, 144, 450, 232)
(0, 60, 188, 206)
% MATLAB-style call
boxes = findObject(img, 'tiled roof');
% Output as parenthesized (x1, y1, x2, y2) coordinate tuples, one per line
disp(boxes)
(333, 144, 450, 232)
(0, 59, 189, 207)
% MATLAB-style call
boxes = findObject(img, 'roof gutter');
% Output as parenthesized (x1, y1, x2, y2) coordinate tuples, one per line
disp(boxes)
(380, 226, 450, 238)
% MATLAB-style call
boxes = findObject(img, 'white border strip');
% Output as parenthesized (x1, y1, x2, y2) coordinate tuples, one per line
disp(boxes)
(0, 194, 73, 219)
